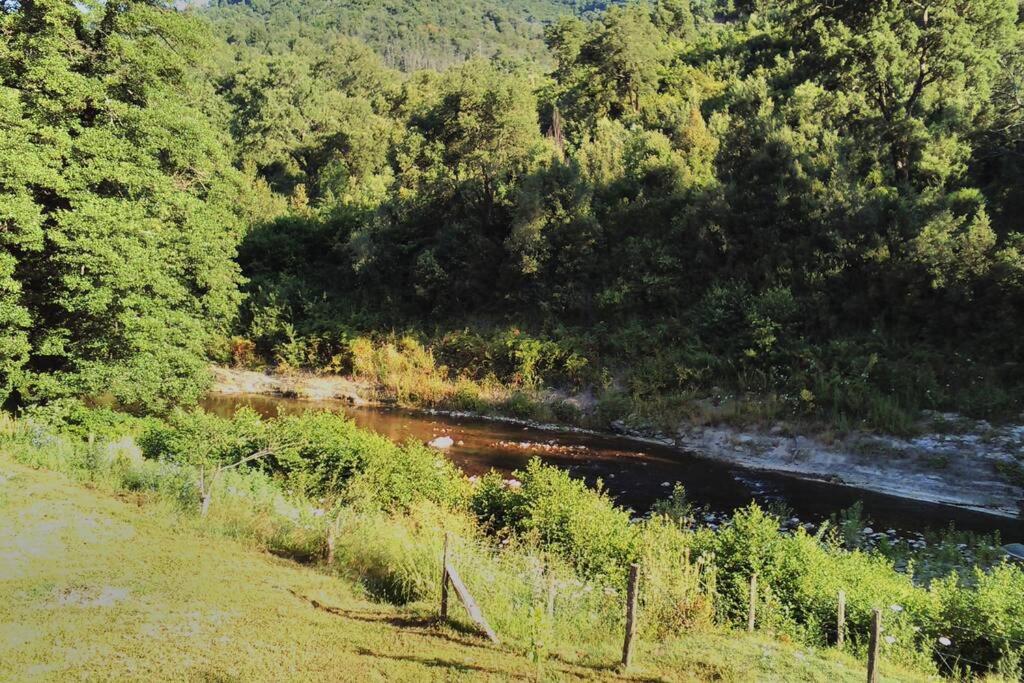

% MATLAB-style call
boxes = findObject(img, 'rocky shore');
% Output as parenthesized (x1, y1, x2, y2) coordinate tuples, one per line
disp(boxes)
(612, 416, 1024, 519)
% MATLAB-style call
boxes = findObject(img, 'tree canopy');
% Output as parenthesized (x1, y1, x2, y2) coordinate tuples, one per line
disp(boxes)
(0, 0, 273, 410)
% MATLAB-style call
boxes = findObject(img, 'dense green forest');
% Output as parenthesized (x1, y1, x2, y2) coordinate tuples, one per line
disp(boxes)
(202, 0, 616, 70)
(3, 0, 1024, 431)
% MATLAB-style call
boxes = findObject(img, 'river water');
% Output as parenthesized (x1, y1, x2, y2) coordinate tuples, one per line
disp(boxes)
(201, 394, 1022, 539)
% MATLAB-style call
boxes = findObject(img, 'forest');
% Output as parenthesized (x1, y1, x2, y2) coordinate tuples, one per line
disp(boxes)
(2, 0, 1023, 429)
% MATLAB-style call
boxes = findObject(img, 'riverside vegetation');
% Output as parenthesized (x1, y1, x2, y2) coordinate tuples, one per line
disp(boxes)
(2, 406, 1023, 679)
(4, 453, 916, 683)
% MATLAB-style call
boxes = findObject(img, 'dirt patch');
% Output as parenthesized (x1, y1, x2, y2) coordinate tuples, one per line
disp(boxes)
(53, 585, 129, 608)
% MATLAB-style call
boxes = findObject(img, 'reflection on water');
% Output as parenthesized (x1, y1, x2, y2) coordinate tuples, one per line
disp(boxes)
(201, 393, 1022, 538)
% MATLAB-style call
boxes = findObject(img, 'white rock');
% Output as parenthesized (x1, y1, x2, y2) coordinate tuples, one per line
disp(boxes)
(428, 436, 454, 449)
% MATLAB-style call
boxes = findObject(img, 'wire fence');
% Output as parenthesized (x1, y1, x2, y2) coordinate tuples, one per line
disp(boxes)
(435, 533, 1023, 680)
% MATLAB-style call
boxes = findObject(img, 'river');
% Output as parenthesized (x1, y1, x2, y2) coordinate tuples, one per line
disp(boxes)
(201, 394, 1022, 539)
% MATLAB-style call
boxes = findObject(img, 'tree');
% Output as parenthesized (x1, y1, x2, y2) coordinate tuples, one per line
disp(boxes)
(550, 5, 669, 132)
(786, 0, 1019, 190)
(1, 0, 253, 411)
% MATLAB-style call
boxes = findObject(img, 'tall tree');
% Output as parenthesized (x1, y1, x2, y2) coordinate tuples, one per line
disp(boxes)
(1, 0, 254, 411)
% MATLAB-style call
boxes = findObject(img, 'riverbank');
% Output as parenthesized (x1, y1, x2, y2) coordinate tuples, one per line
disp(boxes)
(209, 366, 1024, 520)
(210, 366, 373, 403)
(8, 405, 1024, 679)
(615, 418, 1024, 520)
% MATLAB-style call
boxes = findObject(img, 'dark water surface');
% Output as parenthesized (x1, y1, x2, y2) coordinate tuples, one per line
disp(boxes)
(201, 394, 1022, 539)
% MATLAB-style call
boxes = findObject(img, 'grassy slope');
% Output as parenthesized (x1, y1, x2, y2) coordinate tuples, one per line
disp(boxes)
(0, 457, 928, 682)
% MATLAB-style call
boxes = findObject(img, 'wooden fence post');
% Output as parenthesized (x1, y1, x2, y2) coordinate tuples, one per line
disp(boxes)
(747, 574, 757, 633)
(837, 590, 846, 649)
(438, 532, 500, 644)
(546, 572, 557, 617)
(326, 522, 336, 566)
(440, 532, 450, 620)
(621, 564, 640, 669)
(867, 608, 881, 683)
(446, 558, 500, 643)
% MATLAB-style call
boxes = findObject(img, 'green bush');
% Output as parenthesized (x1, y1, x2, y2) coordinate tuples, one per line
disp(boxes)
(471, 459, 638, 579)
(270, 411, 368, 494)
(343, 435, 469, 512)
(551, 399, 582, 423)
(448, 382, 489, 412)
(138, 407, 269, 471)
(595, 390, 632, 426)
(499, 391, 543, 420)
(931, 565, 1024, 671)
(695, 505, 934, 669)
(638, 517, 717, 637)
(435, 329, 495, 380)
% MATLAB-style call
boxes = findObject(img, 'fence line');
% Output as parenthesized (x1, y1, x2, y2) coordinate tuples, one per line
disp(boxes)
(430, 538, 1018, 676)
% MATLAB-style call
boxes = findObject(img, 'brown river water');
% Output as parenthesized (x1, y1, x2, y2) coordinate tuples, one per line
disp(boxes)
(201, 394, 1022, 539)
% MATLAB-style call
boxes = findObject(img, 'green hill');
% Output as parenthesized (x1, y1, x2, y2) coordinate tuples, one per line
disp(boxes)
(201, 0, 614, 69)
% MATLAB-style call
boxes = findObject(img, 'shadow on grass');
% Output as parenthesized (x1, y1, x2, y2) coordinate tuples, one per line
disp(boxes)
(286, 588, 490, 647)
(287, 587, 662, 680)
(353, 647, 511, 676)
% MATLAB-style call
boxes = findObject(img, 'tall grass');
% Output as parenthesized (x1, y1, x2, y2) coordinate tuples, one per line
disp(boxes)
(3, 410, 1023, 678)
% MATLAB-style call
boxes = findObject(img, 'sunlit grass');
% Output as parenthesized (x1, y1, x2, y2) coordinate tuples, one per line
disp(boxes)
(0, 455, 934, 682)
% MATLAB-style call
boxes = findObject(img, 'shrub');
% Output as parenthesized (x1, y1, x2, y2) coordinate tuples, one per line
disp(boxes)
(551, 399, 582, 424)
(350, 335, 450, 404)
(696, 505, 934, 669)
(230, 336, 259, 369)
(496, 329, 591, 388)
(449, 380, 488, 412)
(435, 329, 495, 380)
(343, 436, 469, 512)
(499, 391, 543, 420)
(931, 565, 1024, 671)
(270, 411, 368, 495)
(471, 459, 638, 579)
(595, 390, 632, 426)
(638, 517, 717, 637)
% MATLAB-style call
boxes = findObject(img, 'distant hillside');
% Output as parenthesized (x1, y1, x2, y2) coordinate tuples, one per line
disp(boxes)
(201, 0, 615, 70)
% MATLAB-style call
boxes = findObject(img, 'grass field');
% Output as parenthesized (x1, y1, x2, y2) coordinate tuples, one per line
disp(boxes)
(0, 456, 931, 682)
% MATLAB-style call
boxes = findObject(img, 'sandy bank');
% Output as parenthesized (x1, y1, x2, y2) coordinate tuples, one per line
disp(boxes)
(210, 366, 373, 404)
